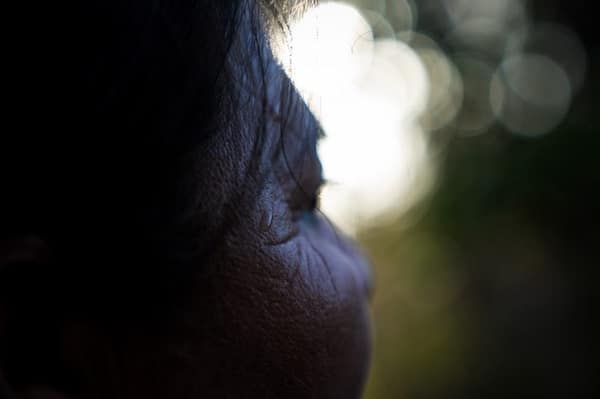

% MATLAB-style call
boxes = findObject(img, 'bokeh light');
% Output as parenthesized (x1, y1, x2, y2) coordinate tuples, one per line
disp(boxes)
(276, 2, 374, 93)
(274, 0, 586, 232)
(490, 53, 572, 136)
(272, 1, 593, 398)
(417, 47, 463, 132)
(444, 0, 528, 55)
(451, 55, 496, 135)
(275, 1, 433, 234)
(507, 23, 587, 93)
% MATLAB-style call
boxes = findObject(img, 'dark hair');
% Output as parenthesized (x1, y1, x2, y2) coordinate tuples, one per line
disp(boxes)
(2, 0, 312, 246)
(3, 1, 243, 233)
(1, 0, 312, 394)
(1, 0, 245, 322)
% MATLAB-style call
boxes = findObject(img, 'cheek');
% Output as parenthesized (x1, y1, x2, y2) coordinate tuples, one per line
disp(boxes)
(298, 212, 373, 300)
(270, 236, 373, 398)
(212, 208, 373, 397)
(289, 215, 374, 391)
(212, 171, 373, 396)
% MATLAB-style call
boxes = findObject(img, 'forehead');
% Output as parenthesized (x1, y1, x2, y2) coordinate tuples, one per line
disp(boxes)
(190, 9, 321, 207)
(269, 79, 321, 157)
(229, 20, 322, 168)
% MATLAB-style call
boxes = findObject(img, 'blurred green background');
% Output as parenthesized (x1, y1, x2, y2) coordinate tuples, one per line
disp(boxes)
(320, 1, 600, 398)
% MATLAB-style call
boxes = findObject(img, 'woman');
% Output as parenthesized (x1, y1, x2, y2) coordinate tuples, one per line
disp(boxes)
(0, 1, 373, 397)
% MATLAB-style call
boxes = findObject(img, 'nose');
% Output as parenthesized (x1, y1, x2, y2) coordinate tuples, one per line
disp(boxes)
(329, 223, 374, 299)
(313, 212, 374, 299)
(346, 240, 375, 300)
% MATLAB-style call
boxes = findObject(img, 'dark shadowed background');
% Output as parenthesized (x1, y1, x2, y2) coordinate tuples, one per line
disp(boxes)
(276, 1, 599, 397)
(360, 1, 598, 398)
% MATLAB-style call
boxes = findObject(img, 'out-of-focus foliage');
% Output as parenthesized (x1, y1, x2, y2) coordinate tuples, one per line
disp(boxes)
(361, 118, 600, 398)
(323, 0, 600, 398)
(275, 0, 598, 396)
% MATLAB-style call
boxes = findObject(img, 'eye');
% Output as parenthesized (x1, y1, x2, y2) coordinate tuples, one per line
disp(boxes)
(297, 161, 324, 213)
(288, 170, 324, 222)
(307, 177, 325, 212)
(284, 133, 324, 216)
(277, 92, 326, 218)
(299, 184, 323, 226)
(308, 194, 319, 212)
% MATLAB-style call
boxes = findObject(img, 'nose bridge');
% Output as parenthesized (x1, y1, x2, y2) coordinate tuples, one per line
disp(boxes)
(318, 213, 374, 299)
(344, 235, 375, 300)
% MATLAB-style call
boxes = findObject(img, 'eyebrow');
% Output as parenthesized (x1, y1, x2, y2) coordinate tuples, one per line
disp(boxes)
(263, 77, 319, 147)
(292, 89, 325, 141)
(285, 94, 322, 156)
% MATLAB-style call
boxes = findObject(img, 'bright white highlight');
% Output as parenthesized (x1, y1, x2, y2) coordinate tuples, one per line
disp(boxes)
(490, 53, 572, 136)
(275, 2, 433, 234)
(270, 0, 586, 233)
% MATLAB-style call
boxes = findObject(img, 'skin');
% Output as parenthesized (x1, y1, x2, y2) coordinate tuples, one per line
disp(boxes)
(0, 2, 373, 398)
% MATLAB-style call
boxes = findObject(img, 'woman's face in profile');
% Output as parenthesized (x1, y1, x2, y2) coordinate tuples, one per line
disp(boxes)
(0, 1, 373, 398)
(170, 6, 374, 397)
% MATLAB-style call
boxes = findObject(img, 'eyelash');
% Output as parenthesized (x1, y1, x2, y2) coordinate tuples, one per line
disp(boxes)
(288, 175, 324, 220)
(275, 99, 326, 217)
(294, 182, 323, 226)
(301, 155, 324, 207)
(307, 180, 324, 212)
(308, 194, 319, 211)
